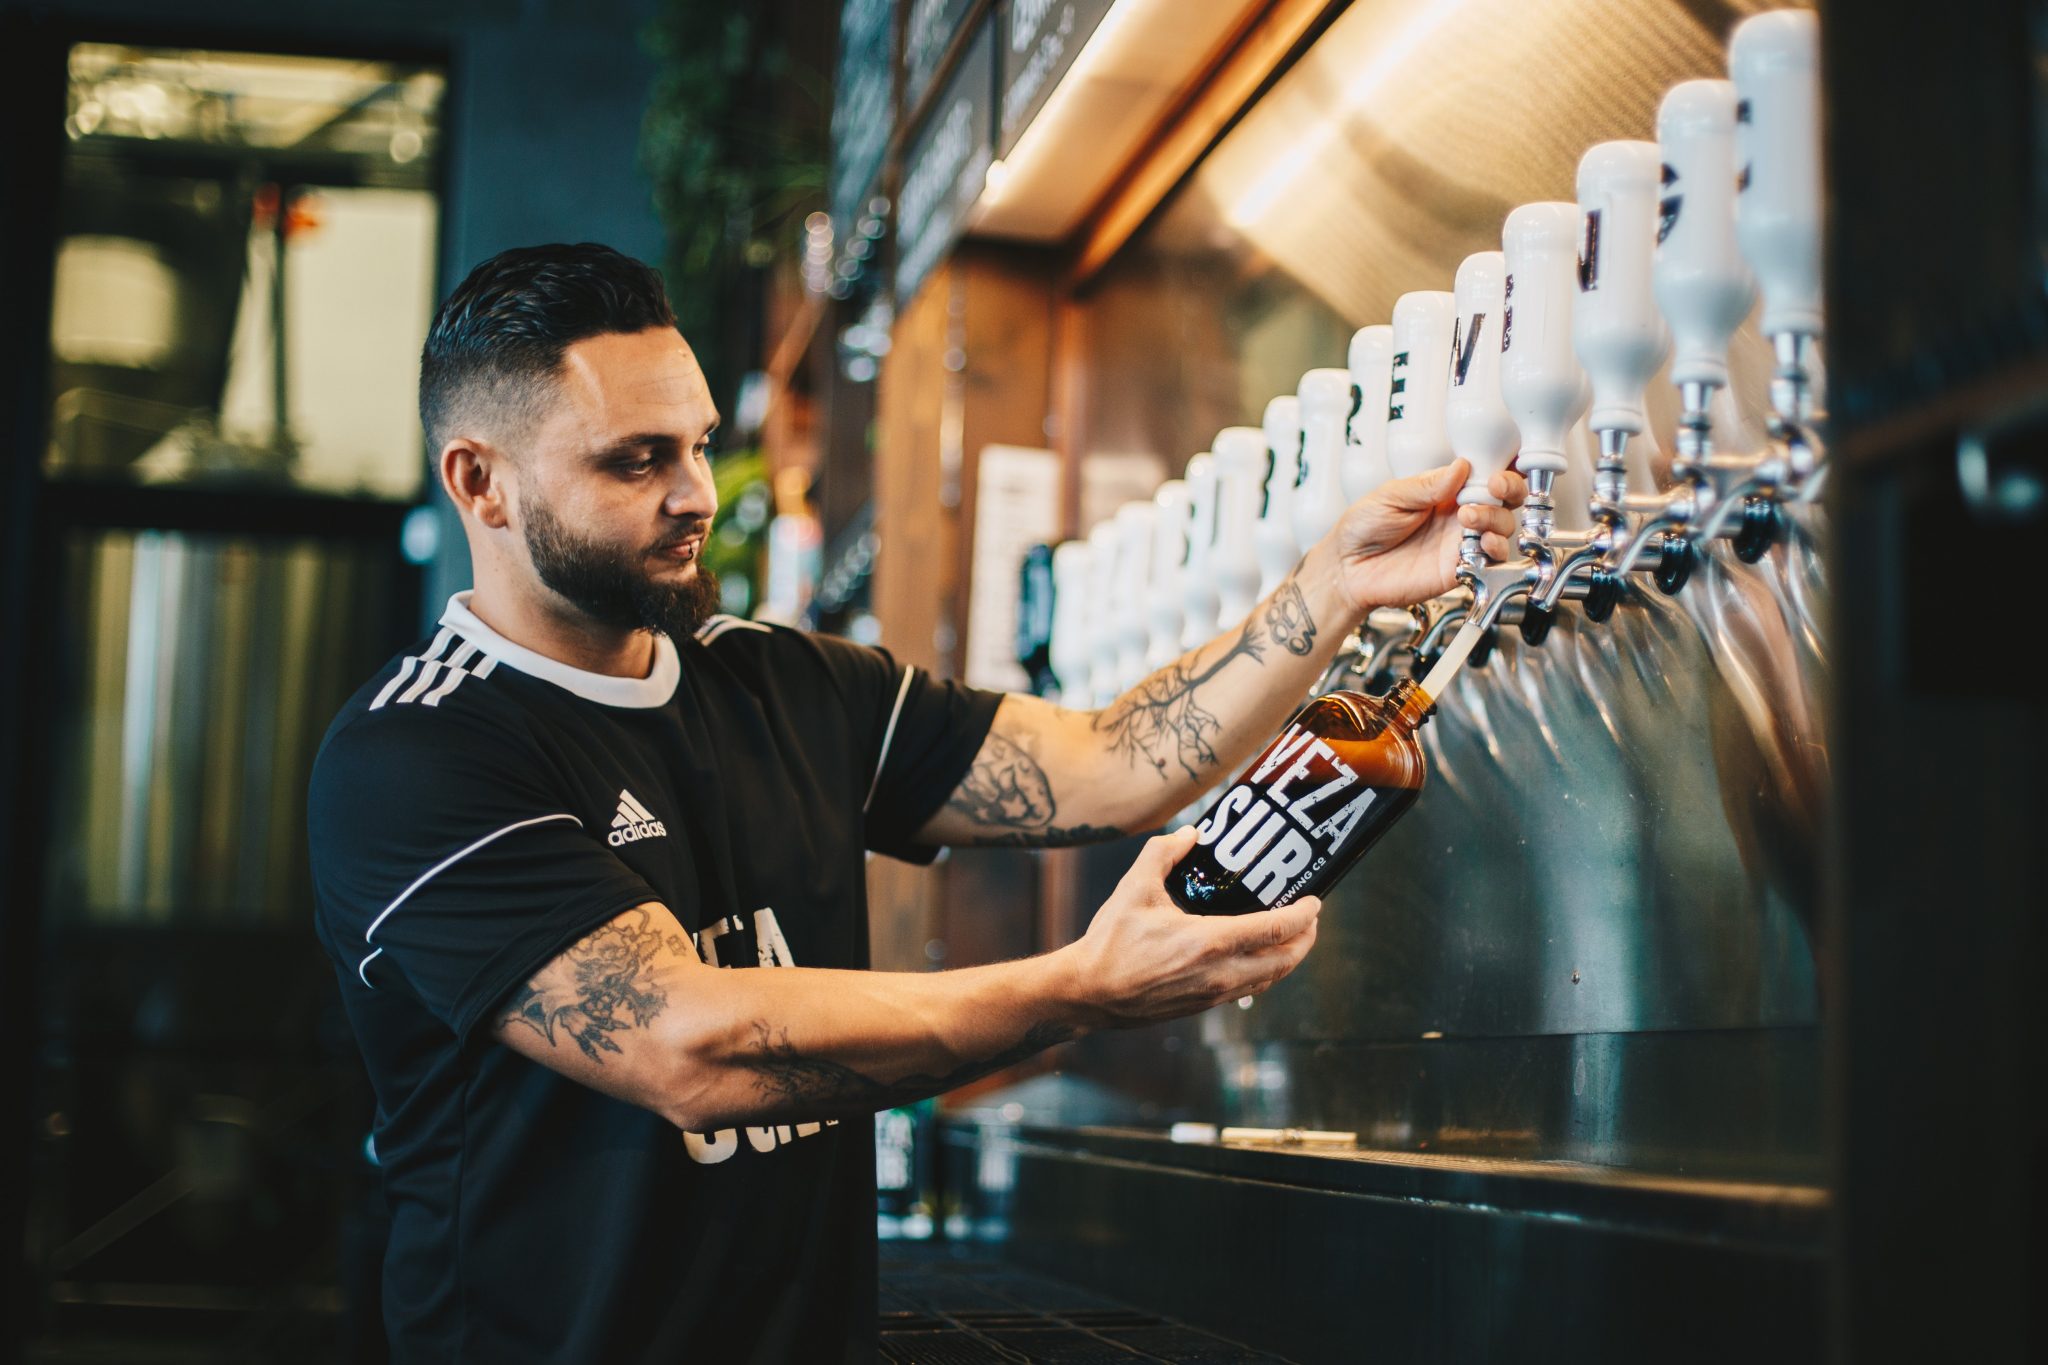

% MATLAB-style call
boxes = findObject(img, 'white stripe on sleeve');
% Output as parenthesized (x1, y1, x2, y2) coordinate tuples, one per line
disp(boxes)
(357, 812, 584, 989)
(863, 666, 917, 814)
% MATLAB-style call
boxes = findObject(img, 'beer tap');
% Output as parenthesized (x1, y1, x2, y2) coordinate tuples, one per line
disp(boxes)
(1553, 138, 1713, 598)
(1180, 452, 1222, 649)
(1211, 426, 1266, 630)
(1323, 325, 1421, 693)
(1049, 539, 1092, 706)
(1499, 199, 1616, 635)
(1383, 289, 1470, 673)
(1113, 500, 1157, 693)
(1255, 397, 1303, 601)
(1445, 248, 1567, 641)
(1596, 94, 1755, 589)
(1343, 325, 1397, 506)
(1146, 480, 1191, 672)
(1294, 369, 1351, 552)
(1732, 9, 1825, 485)
(1291, 366, 1369, 694)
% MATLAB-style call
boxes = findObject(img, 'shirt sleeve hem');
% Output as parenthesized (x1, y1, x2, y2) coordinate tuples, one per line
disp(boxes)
(863, 686, 1004, 865)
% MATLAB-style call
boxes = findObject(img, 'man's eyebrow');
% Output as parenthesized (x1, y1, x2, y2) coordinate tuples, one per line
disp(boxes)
(584, 419, 721, 464)
(584, 434, 681, 463)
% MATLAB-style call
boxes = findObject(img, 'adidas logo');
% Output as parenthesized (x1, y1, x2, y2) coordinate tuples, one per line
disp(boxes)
(607, 789, 667, 846)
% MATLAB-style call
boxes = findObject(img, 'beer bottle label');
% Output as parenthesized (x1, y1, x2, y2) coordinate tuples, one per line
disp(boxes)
(1168, 712, 1422, 915)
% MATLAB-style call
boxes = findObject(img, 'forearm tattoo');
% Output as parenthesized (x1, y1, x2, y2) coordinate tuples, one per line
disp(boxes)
(501, 909, 685, 1063)
(945, 728, 1128, 848)
(1264, 578, 1318, 656)
(742, 1018, 1075, 1115)
(1091, 614, 1268, 781)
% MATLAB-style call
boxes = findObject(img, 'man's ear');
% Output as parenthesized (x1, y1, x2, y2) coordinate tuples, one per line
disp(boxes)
(441, 438, 514, 531)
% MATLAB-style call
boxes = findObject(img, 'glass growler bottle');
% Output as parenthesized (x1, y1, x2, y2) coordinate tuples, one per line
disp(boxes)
(1168, 678, 1434, 915)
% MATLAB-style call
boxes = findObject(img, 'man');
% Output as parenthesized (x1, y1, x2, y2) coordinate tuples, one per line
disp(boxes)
(308, 243, 1524, 1362)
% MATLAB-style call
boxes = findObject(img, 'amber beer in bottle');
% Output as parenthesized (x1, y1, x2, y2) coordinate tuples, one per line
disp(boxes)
(1168, 678, 1434, 915)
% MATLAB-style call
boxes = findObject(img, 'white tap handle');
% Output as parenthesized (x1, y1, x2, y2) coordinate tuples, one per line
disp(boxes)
(1385, 290, 1457, 479)
(1445, 251, 1518, 505)
(1574, 140, 1670, 437)
(1147, 480, 1190, 670)
(1343, 325, 1396, 502)
(1049, 540, 1093, 706)
(1113, 502, 1156, 691)
(1654, 80, 1754, 392)
(1730, 9, 1823, 341)
(1086, 517, 1123, 706)
(1294, 368, 1351, 549)
(1180, 453, 1221, 648)
(1255, 395, 1302, 599)
(1210, 426, 1265, 628)
(1501, 202, 1590, 477)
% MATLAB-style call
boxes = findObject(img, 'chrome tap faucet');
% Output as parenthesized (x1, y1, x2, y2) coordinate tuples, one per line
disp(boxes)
(1446, 247, 1557, 638)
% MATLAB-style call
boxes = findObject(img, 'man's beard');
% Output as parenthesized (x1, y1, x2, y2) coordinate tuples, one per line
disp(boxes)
(521, 497, 722, 642)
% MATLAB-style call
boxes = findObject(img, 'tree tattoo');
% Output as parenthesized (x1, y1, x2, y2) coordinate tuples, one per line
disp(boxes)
(501, 909, 681, 1063)
(742, 1018, 1075, 1114)
(1092, 617, 1267, 781)
(1264, 577, 1317, 656)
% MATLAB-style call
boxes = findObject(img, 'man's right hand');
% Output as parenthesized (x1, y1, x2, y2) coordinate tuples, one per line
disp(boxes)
(1057, 826, 1322, 1029)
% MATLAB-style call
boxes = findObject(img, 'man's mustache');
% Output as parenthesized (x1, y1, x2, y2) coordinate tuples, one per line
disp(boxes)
(647, 520, 710, 555)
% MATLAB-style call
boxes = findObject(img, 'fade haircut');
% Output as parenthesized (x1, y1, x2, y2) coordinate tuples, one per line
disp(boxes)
(419, 242, 678, 454)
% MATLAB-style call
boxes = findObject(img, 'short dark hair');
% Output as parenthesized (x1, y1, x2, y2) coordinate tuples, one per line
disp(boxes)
(419, 242, 678, 452)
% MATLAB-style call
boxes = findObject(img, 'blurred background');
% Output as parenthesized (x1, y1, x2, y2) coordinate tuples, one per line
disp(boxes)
(0, 0, 2041, 1361)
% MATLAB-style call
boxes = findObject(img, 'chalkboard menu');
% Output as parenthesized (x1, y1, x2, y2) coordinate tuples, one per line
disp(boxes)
(999, 0, 1117, 156)
(894, 17, 995, 305)
(902, 0, 976, 112)
(830, 0, 896, 239)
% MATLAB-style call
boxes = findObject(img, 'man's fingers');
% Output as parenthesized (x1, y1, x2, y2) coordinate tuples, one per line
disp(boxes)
(1372, 459, 1470, 514)
(1216, 895, 1320, 952)
(1122, 825, 1198, 896)
(1215, 917, 1320, 1001)
(1456, 503, 1517, 537)
(1491, 469, 1530, 507)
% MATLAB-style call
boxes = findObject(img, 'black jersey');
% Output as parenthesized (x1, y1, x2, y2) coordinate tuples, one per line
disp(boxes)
(307, 592, 1001, 1363)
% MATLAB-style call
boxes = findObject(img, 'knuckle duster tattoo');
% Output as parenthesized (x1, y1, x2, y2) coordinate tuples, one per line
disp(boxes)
(947, 727, 1123, 848)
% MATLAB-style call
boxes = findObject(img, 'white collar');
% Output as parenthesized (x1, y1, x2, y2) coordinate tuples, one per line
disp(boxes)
(439, 591, 679, 708)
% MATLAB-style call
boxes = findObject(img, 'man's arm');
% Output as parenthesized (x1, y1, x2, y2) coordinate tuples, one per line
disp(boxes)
(492, 830, 1318, 1130)
(916, 461, 1527, 846)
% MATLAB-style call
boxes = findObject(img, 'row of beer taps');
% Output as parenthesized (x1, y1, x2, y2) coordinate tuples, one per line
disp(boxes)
(1044, 9, 1824, 711)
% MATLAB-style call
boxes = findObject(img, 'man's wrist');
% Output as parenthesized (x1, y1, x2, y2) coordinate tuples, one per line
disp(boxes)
(1027, 945, 1099, 1038)
(1299, 534, 1368, 636)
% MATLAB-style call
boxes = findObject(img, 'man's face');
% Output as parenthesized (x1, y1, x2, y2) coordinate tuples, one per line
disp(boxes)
(511, 328, 723, 640)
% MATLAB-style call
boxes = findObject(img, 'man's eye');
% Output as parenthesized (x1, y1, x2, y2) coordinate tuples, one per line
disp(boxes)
(622, 458, 656, 475)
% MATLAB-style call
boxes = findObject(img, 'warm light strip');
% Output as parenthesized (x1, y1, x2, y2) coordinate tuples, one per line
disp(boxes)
(974, 0, 1154, 211)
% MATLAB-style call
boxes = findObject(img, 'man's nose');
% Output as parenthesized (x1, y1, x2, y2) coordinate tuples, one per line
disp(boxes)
(661, 456, 718, 521)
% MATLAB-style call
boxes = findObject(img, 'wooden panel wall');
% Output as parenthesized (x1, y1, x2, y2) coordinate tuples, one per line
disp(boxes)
(867, 243, 1060, 975)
